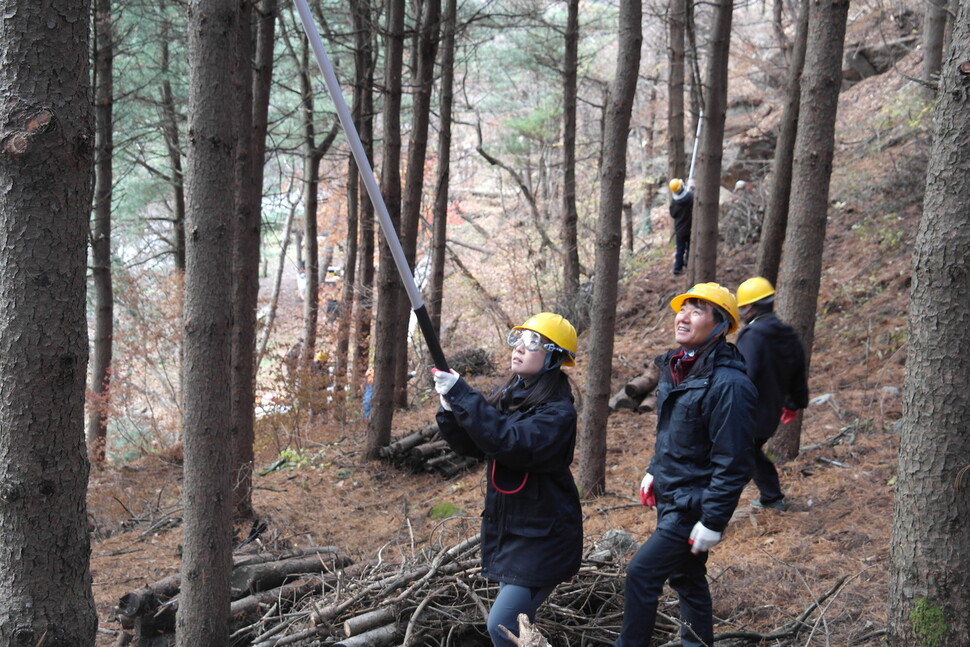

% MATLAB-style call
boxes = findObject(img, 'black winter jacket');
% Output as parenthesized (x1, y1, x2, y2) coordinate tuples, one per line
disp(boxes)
(735, 312, 809, 440)
(669, 191, 694, 239)
(649, 340, 756, 536)
(436, 375, 583, 588)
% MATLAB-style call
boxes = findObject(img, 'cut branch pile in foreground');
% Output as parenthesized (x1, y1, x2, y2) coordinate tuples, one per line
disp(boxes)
(114, 534, 878, 646)
(379, 424, 481, 477)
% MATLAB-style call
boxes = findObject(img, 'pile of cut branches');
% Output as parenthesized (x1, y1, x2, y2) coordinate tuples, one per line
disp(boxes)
(379, 424, 481, 478)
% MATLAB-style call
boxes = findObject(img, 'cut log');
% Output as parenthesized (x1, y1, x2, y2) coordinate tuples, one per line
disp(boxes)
(229, 577, 321, 620)
(343, 607, 397, 637)
(333, 623, 399, 647)
(230, 551, 353, 597)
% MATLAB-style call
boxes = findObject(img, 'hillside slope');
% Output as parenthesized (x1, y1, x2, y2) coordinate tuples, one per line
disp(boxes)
(87, 48, 927, 647)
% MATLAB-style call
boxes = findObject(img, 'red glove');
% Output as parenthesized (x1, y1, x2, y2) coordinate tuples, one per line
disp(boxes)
(639, 472, 655, 507)
(780, 408, 798, 424)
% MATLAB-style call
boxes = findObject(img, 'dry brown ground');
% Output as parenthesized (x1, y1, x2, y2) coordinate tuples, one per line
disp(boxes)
(88, 49, 924, 647)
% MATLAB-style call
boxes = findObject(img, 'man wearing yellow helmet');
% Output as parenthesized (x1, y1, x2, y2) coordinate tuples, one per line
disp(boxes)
(735, 277, 809, 511)
(668, 177, 695, 276)
(616, 283, 756, 647)
(431, 313, 582, 647)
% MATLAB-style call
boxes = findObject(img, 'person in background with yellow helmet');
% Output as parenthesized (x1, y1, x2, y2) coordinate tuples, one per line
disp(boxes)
(616, 283, 756, 647)
(735, 277, 809, 511)
(668, 177, 695, 276)
(431, 313, 582, 647)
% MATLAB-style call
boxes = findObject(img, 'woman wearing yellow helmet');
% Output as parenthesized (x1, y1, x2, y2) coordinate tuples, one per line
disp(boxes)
(431, 313, 582, 647)
(616, 284, 756, 647)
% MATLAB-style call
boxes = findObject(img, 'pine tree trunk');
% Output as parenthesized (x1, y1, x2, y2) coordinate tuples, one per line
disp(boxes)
(562, 0, 581, 298)
(667, 0, 687, 182)
(578, 0, 642, 496)
(688, 0, 732, 283)
(88, 0, 115, 463)
(0, 1, 98, 643)
(756, 0, 808, 284)
(368, 0, 406, 457)
(921, 0, 948, 95)
(771, 0, 849, 461)
(889, 3, 970, 642)
(177, 0, 237, 643)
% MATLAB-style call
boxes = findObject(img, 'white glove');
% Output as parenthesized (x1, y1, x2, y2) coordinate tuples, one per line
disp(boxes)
(687, 177, 696, 190)
(439, 394, 452, 411)
(688, 521, 722, 554)
(431, 368, 460, 395)
(639, 472, 655, 507)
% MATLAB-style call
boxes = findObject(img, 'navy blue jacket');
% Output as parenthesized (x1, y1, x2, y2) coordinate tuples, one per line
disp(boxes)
(735, 312, 809, 440)
(649, 340, 756, 535)
(669, 190, 694, 239)
(436, 375, 583, 588)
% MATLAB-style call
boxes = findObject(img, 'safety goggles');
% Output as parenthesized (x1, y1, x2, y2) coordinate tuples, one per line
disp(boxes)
(507, 329, 558, 354)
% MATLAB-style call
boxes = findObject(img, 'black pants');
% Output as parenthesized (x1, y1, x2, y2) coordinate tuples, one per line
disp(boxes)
(753, 437, 784, 504)
(615, 527, 712, 647)
(674, 235, 690, 273)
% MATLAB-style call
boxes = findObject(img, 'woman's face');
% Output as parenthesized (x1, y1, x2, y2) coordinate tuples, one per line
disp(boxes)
(508, 329, 549, 378)
(674, 299, 718, 350)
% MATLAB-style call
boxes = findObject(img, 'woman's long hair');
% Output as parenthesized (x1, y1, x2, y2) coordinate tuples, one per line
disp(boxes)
(485, 353, 577, 413)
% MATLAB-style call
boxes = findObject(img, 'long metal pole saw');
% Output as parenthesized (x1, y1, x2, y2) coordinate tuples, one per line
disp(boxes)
(293, 0, 449, 371)
(687, 109, 704, 182)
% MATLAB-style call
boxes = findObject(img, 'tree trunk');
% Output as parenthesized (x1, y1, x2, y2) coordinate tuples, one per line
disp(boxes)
(88, 0, 115, 463)
(394, 0, 440, 409)
(667, 0, 687, 182)
(230, 0, 260, 522)
(159, 32, 187, 272)
(299, 41, 320, 367)
(429, 0, 457, 335)
(771, 0, 849, 461)
(688, 0, 733, 283)
(921, 0, 948, 95)
(756, 0, 808, 284)
(0, 2, 98, 643)
(352, 15, 376, 389)
(177, 0, 237, 643)
(889, 4, 970, 642)
(367, 0, 405, 457)
(562, 0, 581, 298)
(578, 0, 642, 496)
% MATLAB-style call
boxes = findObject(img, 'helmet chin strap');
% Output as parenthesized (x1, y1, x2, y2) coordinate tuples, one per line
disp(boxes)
(684, 320, 729, 357)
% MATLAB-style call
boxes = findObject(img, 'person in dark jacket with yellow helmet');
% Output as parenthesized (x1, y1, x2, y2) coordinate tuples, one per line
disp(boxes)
(669, 177, 694, 276)
(616, 283, 756, 647)
(432, 313, 582, 647)
(735, 277, 809, 511)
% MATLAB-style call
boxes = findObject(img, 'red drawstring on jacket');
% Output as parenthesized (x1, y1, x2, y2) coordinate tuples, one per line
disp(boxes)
(491, 460, 529, 494)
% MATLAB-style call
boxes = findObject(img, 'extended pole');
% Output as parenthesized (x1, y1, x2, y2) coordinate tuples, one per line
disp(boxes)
(688, 109, 704, 182)
(293, 0, 448, 371)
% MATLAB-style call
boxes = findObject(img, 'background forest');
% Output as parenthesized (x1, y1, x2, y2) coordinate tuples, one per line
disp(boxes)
(1, 0, 968, 645)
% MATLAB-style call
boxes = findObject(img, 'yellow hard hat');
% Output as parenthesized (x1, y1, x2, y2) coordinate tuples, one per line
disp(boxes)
(512, 312, 578, 366)
(314, 350, 329, 363)
(669, 178, 684, 195)
(736, 276, 775, 307)
(669, 282, 740, 334)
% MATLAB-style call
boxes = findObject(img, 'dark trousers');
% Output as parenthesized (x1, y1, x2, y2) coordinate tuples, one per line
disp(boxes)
(753, 437, 784, 504)
(615, 528, 713, 647)
(674, 235, 690, 273)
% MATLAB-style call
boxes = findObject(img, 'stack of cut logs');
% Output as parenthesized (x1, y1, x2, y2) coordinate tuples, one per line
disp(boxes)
(379, 423, 481, 477)
(112, 535, 641, 646)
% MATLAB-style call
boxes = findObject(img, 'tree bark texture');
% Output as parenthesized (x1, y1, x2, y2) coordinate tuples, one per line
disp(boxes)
(429, 0, 457, 336)
(578, 0, 642, 496)
(88, 0, 115, 462)
(689, 0, 733, 283)
(394, 0, 440, 409)
(922, 0, 948, 94)
(756, 0, 808, 285)
(667, 0, 687, 182)
(772, 0, 849, 461)
(368, 0, 405, 457)
(889, 5, 970, 642)
(177, 0, 237, 644)
(231, 0, 259, 521)
(0, 1, 98, 643)
(562, 0, 581, 299)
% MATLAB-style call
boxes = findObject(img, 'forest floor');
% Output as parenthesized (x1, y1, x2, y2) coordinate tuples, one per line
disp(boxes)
(88, 51, 925, 647)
